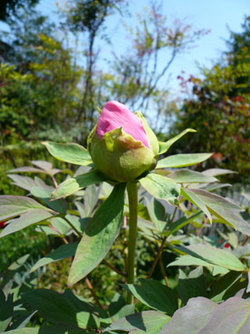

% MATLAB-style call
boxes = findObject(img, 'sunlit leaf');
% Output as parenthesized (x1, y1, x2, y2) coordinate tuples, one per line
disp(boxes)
(184, 188, 250, 235)
(139, 173, 180, 205)
(202, 168, 236, 176)
(0, 196, 54, 221)
(51, 170, 108, 200)
(30, 186, 67, 214)
(181, 188, 212, 222)
(7, 174, 37, 192)
(68, 183, 126, 286)
(42, 141, 92, 165)
(198, 297, 250, 333)
(0, 210, 53, 238)
(107, 310, 170, 333)
(159, 297, 217, 333)
(157, 153, 212, 169)
(169, 170, 217, 183)
(171, 244, 245, 271)
(158, 129, 196, 155)
(30, 243, 78, 273)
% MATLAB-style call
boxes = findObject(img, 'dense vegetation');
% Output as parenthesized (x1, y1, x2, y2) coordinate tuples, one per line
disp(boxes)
(0, 1, 249, 333)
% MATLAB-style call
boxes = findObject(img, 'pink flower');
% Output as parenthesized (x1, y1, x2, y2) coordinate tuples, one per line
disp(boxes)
(97, 101, 150, 149)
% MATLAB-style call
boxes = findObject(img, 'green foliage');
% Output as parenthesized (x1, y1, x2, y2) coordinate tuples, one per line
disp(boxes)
(0, 5, 249, 332)
(0, 38, 82, 144)
(0, 130, 249, 332)
(0, 0, 38, 21)
(169, 18, 250, 184)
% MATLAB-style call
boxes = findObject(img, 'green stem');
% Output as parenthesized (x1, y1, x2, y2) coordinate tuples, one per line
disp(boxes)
(126, 182, 138, 304)
(63, 216, 82, 238)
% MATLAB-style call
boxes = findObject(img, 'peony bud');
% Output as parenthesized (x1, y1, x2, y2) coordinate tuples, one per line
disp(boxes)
(88, 101, 159, 182)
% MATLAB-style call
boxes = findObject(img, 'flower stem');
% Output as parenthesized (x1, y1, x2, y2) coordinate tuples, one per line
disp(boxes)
(126, 182, 138, 304)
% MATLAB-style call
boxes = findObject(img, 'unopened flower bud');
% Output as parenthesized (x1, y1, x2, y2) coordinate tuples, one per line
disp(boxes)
(88, 101, 159, 182)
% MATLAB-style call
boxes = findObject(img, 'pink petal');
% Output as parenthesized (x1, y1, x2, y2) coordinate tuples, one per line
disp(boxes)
(96, 101, 150, 148)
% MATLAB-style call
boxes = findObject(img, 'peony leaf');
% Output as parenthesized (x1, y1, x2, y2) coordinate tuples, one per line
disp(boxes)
(30, 243, 78, 273)
(169, 170, 217, 183)
(51, 170, 108, 200)
(42, 141, 92, 165)
(107, 310, 170, 333)
(158, 129, 196, 155)
(0, 210, 53, 238)
(0, 196, 54, 221)
(123, 279, 178, 316)
(68, 183, 126, 286)
(139, 173, 180, 205)
(157, 153, 212, 169)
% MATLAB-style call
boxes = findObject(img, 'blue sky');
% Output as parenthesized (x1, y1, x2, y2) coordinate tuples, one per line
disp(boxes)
(1, 0, 248, 95)
(35, 0, 248, 95)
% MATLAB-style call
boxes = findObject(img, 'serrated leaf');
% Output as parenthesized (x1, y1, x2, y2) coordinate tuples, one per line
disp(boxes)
(157, 153, 212, 169)
(124, 279, 178, 316)
(68, 183, 126, 286)
(158, 129, 196, 155)
(0, 196, 54, 221)
(30, 243, 78, 273)
(43, 141, 92, 165)
(169, 170, 217, 183)
(51, 170, 107, 200)
(139, 173, 180, 205)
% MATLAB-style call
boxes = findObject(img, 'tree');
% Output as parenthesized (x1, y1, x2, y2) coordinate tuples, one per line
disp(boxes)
(0, 0, 39, 61)
(169, 17, 250, 184)
(0, 7, 83, 184)
(0, 0, 38, 22)
(64, 0, 127, 128)
(99, 1, 208, 132)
